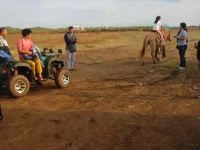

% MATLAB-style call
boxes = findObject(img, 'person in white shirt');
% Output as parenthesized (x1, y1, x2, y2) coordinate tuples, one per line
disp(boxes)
(152, 16, 164, 45)
(0, 27, 11, 55)
(0, 27, 13, 63)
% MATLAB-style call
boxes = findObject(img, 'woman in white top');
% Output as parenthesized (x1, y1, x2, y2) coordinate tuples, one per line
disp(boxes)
(153, 16, 164, 45)
(174, 23, 188, 69)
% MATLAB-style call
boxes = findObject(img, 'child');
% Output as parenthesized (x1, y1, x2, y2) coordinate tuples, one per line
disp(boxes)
(64, 26, 77, 71)
(152, 16, 164, 45)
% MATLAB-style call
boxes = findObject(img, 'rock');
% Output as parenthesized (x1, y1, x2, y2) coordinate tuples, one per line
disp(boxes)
(193, 85, 199, 90)
(138, 82, 143, 86)
(89, 117, 97, 123)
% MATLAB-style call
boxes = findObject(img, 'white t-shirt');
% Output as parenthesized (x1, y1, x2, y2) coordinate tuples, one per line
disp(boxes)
(153, 20, 162, 30)
(0, 36, 8, 47)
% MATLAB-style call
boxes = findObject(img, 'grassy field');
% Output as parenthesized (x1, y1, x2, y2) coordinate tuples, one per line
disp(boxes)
(1, 29, 200, 150)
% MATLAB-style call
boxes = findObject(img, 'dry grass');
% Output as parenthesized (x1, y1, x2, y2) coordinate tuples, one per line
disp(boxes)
(1, 29, 200, 150)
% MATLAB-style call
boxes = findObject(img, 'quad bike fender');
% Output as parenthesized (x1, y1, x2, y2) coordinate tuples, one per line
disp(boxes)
(14, 62, 32, 70)
(14, 62, 32, 75)
(48, 58, 65, 69)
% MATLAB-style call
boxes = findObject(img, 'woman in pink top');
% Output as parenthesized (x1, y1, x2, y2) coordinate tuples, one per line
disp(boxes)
(17, 29, 43, 80)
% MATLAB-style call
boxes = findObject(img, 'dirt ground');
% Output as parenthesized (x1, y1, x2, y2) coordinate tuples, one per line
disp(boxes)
(1, 30, 200, 150)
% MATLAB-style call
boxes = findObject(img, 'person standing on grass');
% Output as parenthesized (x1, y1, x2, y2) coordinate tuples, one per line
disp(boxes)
(64, 26, 77, 71)
(174, 23, 188, 70)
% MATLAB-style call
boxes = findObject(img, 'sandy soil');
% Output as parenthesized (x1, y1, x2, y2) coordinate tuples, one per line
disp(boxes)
(1, 30, 200, 150)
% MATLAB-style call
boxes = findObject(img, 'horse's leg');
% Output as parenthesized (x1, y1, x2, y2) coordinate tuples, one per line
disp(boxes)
(141, 36, 149, 66)
(156, 46, 162, 62)
(162, 45, 166, 58)
(150, 42, 156, 64)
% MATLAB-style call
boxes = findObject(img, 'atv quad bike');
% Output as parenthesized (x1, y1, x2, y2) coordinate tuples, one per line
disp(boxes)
(0, 48, 71, 98)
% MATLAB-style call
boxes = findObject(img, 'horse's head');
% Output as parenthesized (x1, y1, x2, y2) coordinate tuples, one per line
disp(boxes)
(162, 30, 171, 42)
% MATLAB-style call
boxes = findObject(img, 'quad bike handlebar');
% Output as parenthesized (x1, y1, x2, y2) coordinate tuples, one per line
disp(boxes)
(42, 48, 63, 58)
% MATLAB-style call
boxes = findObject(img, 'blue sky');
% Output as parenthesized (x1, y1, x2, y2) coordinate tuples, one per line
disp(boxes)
(0, 0, 199, 28)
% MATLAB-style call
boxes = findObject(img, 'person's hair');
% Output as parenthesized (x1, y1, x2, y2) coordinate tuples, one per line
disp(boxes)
(180, 22, 187, 32)
(69, 26, 74, 30)
(0, 27, 6, 34)
(154, 16, 161, 24)
(22, 28, 32, 37)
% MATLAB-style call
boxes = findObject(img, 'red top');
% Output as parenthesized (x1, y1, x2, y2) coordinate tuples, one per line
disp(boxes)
(17, 38, 33, 60)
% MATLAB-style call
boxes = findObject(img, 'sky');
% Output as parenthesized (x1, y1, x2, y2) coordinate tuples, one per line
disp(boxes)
(0, 0, 200, 28)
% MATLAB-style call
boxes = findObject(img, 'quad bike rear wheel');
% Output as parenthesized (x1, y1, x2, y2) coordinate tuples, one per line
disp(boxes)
(9, 75, 30, 98)
(55, 69, 71, 88)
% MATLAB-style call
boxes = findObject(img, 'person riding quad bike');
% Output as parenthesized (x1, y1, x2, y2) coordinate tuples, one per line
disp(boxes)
(0, 27, 14, 66)
(17, 28, 43, 81)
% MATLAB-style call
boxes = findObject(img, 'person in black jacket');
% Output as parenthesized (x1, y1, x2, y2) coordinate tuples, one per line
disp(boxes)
(64, 26, 77, 71)
(195, 40, 200, 70)
(0, 104, 3, 121)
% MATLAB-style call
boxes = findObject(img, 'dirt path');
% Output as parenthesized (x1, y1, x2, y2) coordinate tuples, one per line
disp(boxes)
(0, 31, 200, 150)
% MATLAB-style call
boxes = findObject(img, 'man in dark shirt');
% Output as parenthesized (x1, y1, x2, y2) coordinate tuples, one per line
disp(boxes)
(64, 26, 77, 71)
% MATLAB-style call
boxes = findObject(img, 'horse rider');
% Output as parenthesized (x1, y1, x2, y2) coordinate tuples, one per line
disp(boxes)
(152, 16, 165, 46)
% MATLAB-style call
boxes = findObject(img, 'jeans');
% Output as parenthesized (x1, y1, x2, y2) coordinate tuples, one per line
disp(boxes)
(177, 45, 187, 67)
(67, 52, 75, 69)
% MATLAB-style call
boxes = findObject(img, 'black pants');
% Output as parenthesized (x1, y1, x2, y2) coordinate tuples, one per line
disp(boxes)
(177, 45, 187, 67)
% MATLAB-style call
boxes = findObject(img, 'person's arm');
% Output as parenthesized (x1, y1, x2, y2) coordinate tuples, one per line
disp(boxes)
(17, 39, 31, 55)
(177, 34, 186, 41)
(159, 21, 162, 30)
(72, 34, 77, 44)
(174, 32, 187, 41)
(64, 34, 72, 44)
(5, 40, 12, 55)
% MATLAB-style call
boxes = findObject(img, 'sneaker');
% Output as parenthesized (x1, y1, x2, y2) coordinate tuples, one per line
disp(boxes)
(33, 76, 38, 81)
(38, 76, 44, 81)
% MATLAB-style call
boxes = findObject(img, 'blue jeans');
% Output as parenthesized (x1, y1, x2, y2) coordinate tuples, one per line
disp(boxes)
(67, 51, 75, 69)
(177, 45, 187, 67)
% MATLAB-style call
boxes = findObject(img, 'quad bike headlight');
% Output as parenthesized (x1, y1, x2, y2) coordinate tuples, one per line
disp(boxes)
(58, 49, 62, 54)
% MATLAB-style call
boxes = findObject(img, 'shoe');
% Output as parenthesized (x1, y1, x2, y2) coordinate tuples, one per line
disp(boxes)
(197, 94, 200, 99)
(33, 76, 38, 81)
(38, 76, 44, 81)
(179, 66, 186, 70)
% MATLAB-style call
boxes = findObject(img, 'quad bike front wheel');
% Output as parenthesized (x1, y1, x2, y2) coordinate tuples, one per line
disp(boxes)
(55, 69, 71, 88)
(9, 75, 30, 98)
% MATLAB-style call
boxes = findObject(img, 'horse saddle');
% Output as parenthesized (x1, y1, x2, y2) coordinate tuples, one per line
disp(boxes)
(151, 30, 162, 41)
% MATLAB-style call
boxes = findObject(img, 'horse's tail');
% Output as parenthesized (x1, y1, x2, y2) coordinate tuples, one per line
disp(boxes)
(141, 35, 149, 58)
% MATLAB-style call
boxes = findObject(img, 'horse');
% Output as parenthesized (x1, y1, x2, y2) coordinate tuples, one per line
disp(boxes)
(141, 30, 171, 65)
